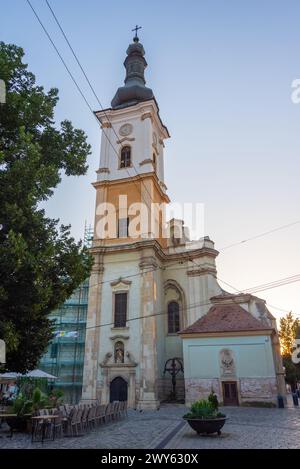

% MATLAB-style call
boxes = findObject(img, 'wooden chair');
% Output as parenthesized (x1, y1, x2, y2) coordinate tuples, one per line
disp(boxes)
(95, 404, 106, 426)
(87, 405, 96, 430)
(120, 401, 128, 417)
(75, 407, 83, 435)
(64, 407, 78, 437)
(114, 401, 121, 420)
(50, 412, 64, 440)
(105, 403, 114, 423)
(112, 401, 120, 420)
(81, 405, 89, 433)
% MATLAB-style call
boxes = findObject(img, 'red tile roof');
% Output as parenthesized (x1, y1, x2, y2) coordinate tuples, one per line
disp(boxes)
(179, 304, 273, 335)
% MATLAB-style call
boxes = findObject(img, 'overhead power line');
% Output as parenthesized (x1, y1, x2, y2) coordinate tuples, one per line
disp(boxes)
(31, 1, 300, 260)
(217, 276, 294, 314)
(76, 278, 300, 333)
(26, 1, 298, 319)
(219, 220, 300, 253)
(26, 0, 154, 217)
(44, 0, 161, 216)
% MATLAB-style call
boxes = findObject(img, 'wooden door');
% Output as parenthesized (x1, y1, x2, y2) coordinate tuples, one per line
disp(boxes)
(222, 381, 239, 406)
(110, 377, 128, 402)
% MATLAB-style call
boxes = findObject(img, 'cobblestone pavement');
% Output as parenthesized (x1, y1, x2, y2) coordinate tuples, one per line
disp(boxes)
(165, 405, 300, 449)
(0, 402, 299, 449)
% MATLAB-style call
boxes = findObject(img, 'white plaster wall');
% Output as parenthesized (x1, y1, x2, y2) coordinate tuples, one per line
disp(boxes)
(97, 251, 142, 383)
(97, 102, 167, 184)
(162, 259, 221, 329)
(183, 335, 276, 380)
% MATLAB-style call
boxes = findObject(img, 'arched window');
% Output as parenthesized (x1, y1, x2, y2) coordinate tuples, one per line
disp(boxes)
(114, 341, 124, 363)
(168, 301, 180, 333)
(120, 146, 131, 168)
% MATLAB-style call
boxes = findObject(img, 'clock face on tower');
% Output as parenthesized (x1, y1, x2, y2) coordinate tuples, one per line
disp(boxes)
(119, 123, 133, 136)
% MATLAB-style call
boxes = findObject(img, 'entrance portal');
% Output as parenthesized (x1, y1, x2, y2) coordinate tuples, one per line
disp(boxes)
(110, 376, 128, 402)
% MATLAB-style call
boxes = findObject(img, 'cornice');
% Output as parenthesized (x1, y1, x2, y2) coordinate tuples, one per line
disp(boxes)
(90, 238, 219, 265)
(187, 267, 217, 277)
(96, 167, 110, 174)
(110, 278, 132, 287)
(116, 137, 135, 144)
(92, 172, 170, 203)
(94, 98, 170, 139)
(179, 330, 273, 339)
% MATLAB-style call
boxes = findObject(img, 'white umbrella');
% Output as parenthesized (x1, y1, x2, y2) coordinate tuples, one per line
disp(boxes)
(0, 369, 57, 380)
(26, 369, 57, 379)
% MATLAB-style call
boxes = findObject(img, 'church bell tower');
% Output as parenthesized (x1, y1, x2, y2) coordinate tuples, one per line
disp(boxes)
(93, 31, 170, 247)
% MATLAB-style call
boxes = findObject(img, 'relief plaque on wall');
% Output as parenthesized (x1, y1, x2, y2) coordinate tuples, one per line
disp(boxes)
(219, 348, 236, 377)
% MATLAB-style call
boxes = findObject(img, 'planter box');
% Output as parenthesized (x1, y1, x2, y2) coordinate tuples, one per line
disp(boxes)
(184, 416, 227, 435)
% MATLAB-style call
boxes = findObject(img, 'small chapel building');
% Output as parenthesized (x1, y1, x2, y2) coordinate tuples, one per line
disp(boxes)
(81, 33, 286, 409)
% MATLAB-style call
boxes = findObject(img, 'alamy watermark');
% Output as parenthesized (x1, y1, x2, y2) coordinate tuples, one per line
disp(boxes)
(95, 196, 204, 245)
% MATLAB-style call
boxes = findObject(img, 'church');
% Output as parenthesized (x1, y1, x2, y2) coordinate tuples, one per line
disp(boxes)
(81, 32, 286, 409)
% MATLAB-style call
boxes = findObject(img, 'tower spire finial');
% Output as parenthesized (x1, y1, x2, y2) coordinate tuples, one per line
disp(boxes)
(132, 25, 142, 42)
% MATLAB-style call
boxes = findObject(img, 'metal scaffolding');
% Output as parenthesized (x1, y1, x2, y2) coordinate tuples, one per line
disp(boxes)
(38, 224, 93, 403)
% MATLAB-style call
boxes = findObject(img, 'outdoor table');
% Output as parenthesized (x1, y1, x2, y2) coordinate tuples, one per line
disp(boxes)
(31, 415, 59, 443)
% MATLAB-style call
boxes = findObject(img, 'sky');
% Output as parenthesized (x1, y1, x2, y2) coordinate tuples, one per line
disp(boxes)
(2, 0, 300, 321)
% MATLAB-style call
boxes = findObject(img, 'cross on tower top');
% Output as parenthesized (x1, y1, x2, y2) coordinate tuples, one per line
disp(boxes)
(132, 25, 142, 42)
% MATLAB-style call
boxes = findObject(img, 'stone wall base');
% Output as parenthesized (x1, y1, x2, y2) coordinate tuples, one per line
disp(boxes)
(185, 377, 278, 406)
(185, 378, 221, 406)
(239, 377, 278, 404)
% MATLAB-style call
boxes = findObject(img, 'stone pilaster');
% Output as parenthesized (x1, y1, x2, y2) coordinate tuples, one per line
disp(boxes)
(137, 252, 160, 409)
(81, 252, 104, 402)
(271, 331, 287, 402)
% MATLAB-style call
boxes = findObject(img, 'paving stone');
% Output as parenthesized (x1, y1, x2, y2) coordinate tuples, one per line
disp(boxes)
(0, 401, 299, 449)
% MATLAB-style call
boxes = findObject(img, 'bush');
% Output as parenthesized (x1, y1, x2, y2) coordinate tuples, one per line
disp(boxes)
(208, 390, 219, 411)
(12, 394, 32, 416)
(183, 398, 225, 420)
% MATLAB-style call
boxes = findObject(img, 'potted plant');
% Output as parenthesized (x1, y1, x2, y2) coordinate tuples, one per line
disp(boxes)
(8, 394, 32, 432)
(8, 387, 48, 433)
(183, 391, 227, 436)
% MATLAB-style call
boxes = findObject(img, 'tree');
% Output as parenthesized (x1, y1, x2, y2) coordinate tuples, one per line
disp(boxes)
(278, 312, 300, 356)
(279, 312, 300, 391)
(0, 42, 93, 372)
(282, 355, 300, 392)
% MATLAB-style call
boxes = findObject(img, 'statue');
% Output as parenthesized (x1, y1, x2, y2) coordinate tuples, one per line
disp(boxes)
(115, 341, 124, 363)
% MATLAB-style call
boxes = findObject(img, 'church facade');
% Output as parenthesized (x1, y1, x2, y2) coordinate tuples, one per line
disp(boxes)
(81, 34, 285, 409)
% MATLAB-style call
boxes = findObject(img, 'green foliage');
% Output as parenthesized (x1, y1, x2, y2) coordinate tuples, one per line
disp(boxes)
(12, 394, 26, 415)
(208, 389, 219, 411)
(48, 388, 64, 407)
(17, 377, 49, 396)
(183, 398, 225, 420)
(31, 387, 48, 411)
(11, 386, 52, 415)
(279, 312, 300, 356)
(282, 355, 300, 390)
(12, 393, 32, 416)
(0, 42, 93, 372)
